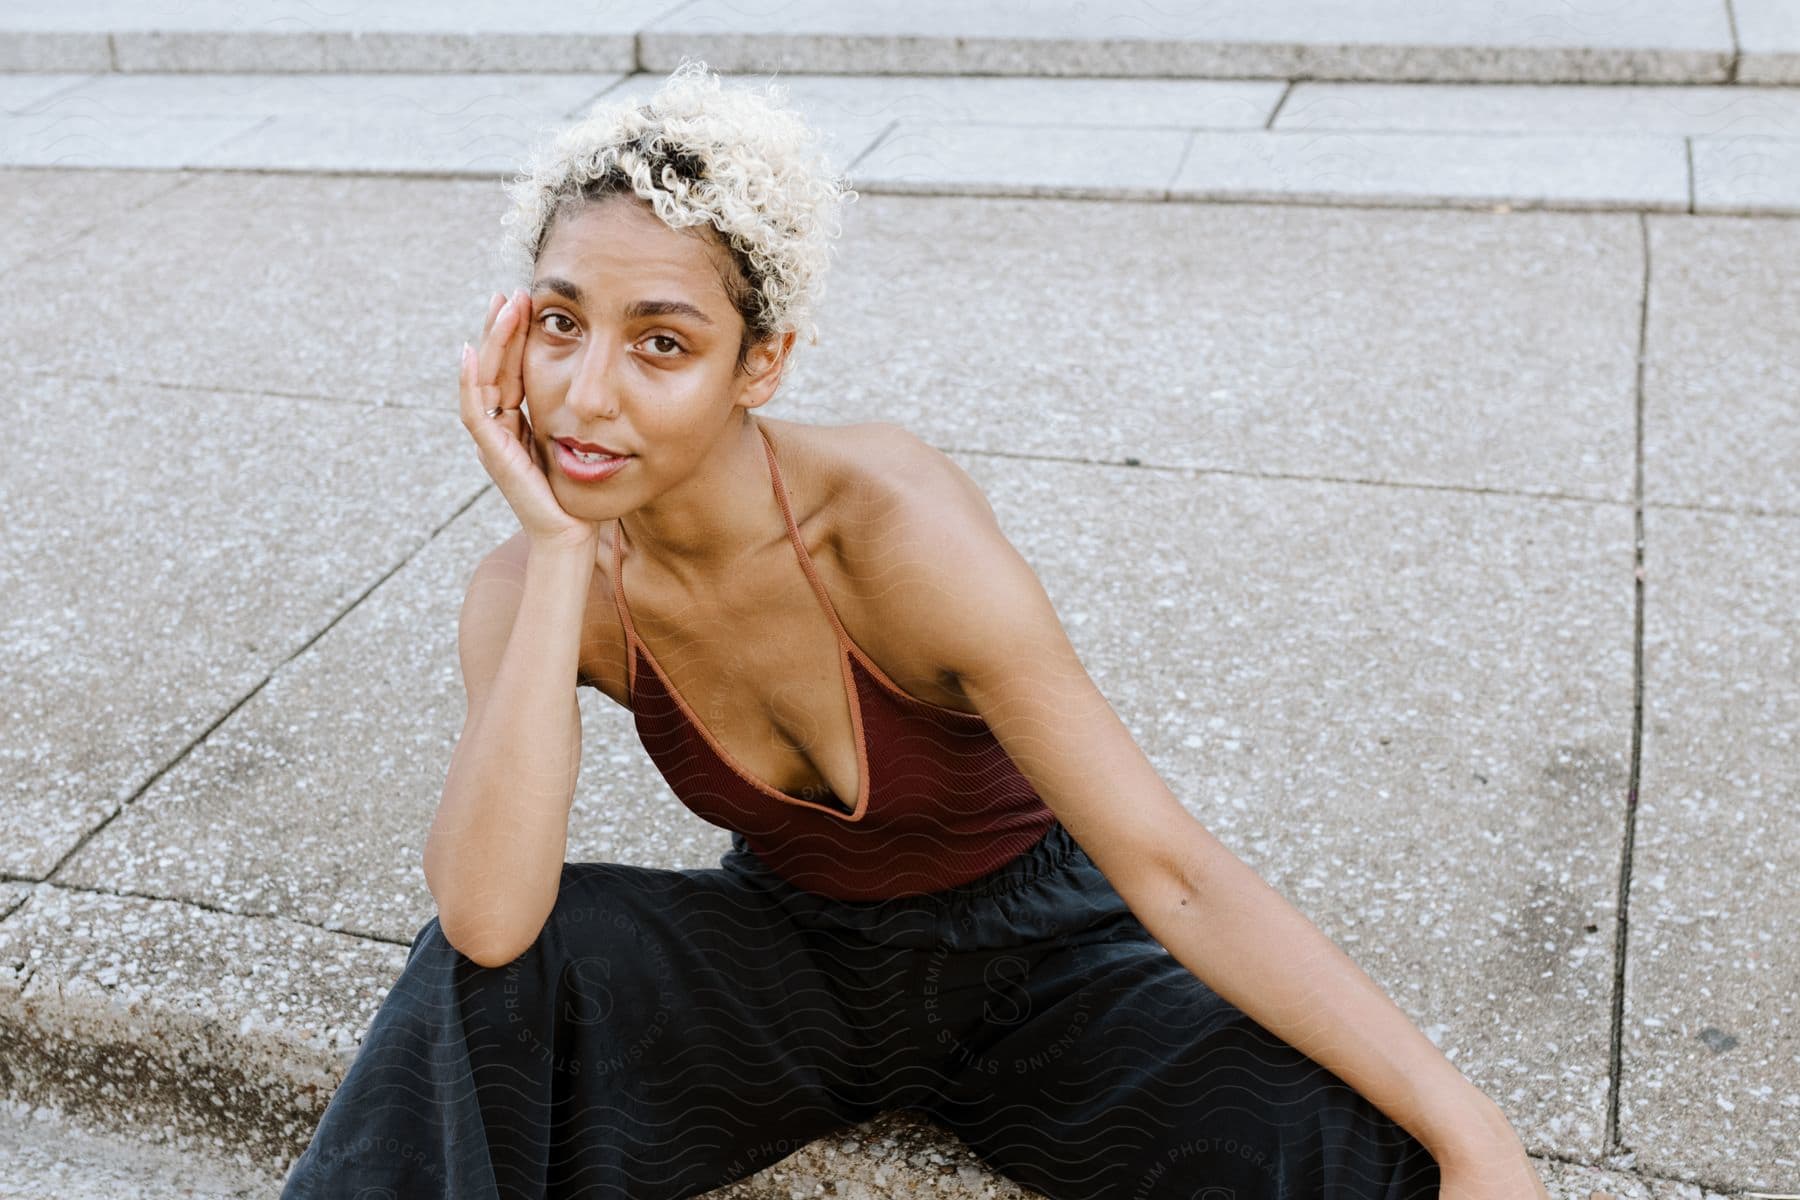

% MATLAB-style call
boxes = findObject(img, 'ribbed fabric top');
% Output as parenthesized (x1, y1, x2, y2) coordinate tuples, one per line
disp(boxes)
(609, 423, 1057, 901)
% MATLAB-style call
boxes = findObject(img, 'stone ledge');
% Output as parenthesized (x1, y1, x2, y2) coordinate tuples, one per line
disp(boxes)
(0, 883, 1027, 1198)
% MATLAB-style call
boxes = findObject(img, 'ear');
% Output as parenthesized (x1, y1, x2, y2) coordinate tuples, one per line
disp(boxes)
(735, 329, 798, 413)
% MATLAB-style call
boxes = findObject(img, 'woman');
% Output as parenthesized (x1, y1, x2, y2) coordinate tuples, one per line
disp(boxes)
(280, 60, 1548, 1199)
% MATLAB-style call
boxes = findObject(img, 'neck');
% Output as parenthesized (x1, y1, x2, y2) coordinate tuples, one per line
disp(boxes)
(617, 413, 785, 591)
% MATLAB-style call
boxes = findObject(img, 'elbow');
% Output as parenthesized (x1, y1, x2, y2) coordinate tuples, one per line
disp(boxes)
(437, 915, 534, 969)
(424, 871, 538, 970)
(457, 937, 526, 970)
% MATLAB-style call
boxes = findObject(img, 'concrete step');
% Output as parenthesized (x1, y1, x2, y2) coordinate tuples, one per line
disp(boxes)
(3, 0, 1796, 85)
(2, 70, 1796, 215)
(0, 1099, 279, 1199)
(0, 885, 1737, 1199)
(0, 882, 1032, 1198)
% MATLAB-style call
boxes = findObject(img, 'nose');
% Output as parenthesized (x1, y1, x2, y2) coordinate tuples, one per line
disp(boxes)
(564, 337, 623, 419)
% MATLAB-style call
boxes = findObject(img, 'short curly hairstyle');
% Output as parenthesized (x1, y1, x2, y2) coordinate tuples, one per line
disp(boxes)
(500, 58, 858, 377)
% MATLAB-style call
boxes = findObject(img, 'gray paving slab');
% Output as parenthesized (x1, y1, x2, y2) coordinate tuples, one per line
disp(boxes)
(33, 69, 621, 120)
(110, 29, 642, 74)
(0, 112, 264, 169)
(1624, 506, 1800, 1186)
(0, 171, 517, 403)
(0, 33, 109, 73)
(0, 374, 479, 880)
(0, 73, 95, 113)
(1277, 81, 1800, 138)
(1642, 216, 1800, 512)
(179, 89, 875, 178)
(1, 0, 680, 32)
(601, 69, 1283, 130)
(0, 167, 185, 272)
(186, 109, 574, 175)
(641, 0, 1733, 83)
(47, 487, 717, 940)
(2, 0, 680, 73)
(1736, 0, 1800, 84)
(1691, 134, 1800, 215)
(1169, 128, 1690, 212)
(850, 122, 1190, 201)
(786, 195, 1642, 502)
(0, 883, 410, 1162)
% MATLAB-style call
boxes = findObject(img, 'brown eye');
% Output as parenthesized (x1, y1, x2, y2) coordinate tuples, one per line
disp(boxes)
(538, 312, 577, 336)
(644, 335, 684, 356)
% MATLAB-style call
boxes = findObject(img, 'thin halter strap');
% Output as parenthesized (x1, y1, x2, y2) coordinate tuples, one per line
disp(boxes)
(609, 423, 857, 690)
(756, 422, 859, 655)
(609, 514, 638, 693)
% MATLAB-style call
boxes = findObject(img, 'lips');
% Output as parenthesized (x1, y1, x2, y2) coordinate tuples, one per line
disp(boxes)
(556, 437, 629, 457)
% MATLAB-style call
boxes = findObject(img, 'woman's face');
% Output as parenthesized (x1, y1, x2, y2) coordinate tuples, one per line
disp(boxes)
(522, 193, 767, 517)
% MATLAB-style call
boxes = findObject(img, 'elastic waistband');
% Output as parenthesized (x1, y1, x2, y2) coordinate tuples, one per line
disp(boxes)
(721, 821, 1122, 953)
(922, 820, 1086, 902)
(724, 820, 1082, 906)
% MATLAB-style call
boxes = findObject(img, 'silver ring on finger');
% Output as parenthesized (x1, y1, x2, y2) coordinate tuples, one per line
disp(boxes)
(484, 406, 507, 419)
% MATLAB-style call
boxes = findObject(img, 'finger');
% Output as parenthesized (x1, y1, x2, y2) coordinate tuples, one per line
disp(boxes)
(480, 290, 505, 341)
(475, 292, 519, 411)
(499, 289, 528, 413)
(459, 341, 493, 434)
(459, 340, 491, 446)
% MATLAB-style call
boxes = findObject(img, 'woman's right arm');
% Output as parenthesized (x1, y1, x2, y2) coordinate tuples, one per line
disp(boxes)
(422, 530, 597, 968)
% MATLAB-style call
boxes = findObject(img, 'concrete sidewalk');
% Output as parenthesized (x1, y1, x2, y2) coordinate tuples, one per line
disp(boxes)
(4, 0, 1797, 82)
(3, 69, 1798, 214)
(0, 4, 1796, 1198)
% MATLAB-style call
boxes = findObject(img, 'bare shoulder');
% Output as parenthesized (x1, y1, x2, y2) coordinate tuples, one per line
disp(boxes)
(820, 421, 1048, 682)
(829, 420, 998, 535)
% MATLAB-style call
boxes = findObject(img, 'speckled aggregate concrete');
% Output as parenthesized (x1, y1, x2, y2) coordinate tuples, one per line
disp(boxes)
(0, 159, 1793, 1197)
(46, 486, 723, 940)
(796, 195, 1644, 502)
(1643, 218, 1800, 513)
(0, 883, 409, 1162)
(0, 372, 484, 879)
(0, 171, 520, 404)
(0, 168, 188, 273)
(636, 0, 1736, 83)
(1623, 507, 1800, 1188)
(0, 1097, 281, 1198)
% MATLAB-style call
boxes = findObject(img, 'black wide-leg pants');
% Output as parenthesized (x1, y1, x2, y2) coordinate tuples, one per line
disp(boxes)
(279, 822, 1442, 1199)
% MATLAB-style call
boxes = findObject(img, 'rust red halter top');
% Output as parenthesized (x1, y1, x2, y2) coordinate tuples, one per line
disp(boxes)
(609, 423, 1056, 901)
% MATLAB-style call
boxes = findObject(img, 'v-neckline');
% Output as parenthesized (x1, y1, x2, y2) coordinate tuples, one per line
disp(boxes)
(610, 423, 872, 822)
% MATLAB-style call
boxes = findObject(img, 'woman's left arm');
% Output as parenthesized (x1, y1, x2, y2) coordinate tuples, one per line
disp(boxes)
(885, 433, 1547, 1194)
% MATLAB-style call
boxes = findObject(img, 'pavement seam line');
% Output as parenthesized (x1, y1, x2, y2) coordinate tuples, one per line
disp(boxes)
(1165, 127, 1199, 198)
(1684, 137, 1696, 214)
(8, 877, 420, 952)
(1, 169, 201, 276)
(1722, 0, 1742, 83)
(32, 481, 492, 891)
(844, 117, 899, 175)
(1602, 209, 1654, 1160)
(1263, 80, 1294, 129)
(565, 72, 635, 118)
(636, 0, 704, 74)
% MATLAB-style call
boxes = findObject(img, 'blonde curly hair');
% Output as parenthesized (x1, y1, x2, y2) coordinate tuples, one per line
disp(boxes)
(500, 58, 858, 376)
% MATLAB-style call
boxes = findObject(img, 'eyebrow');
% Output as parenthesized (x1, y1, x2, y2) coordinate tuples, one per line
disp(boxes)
(531, 275, 716, 327)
